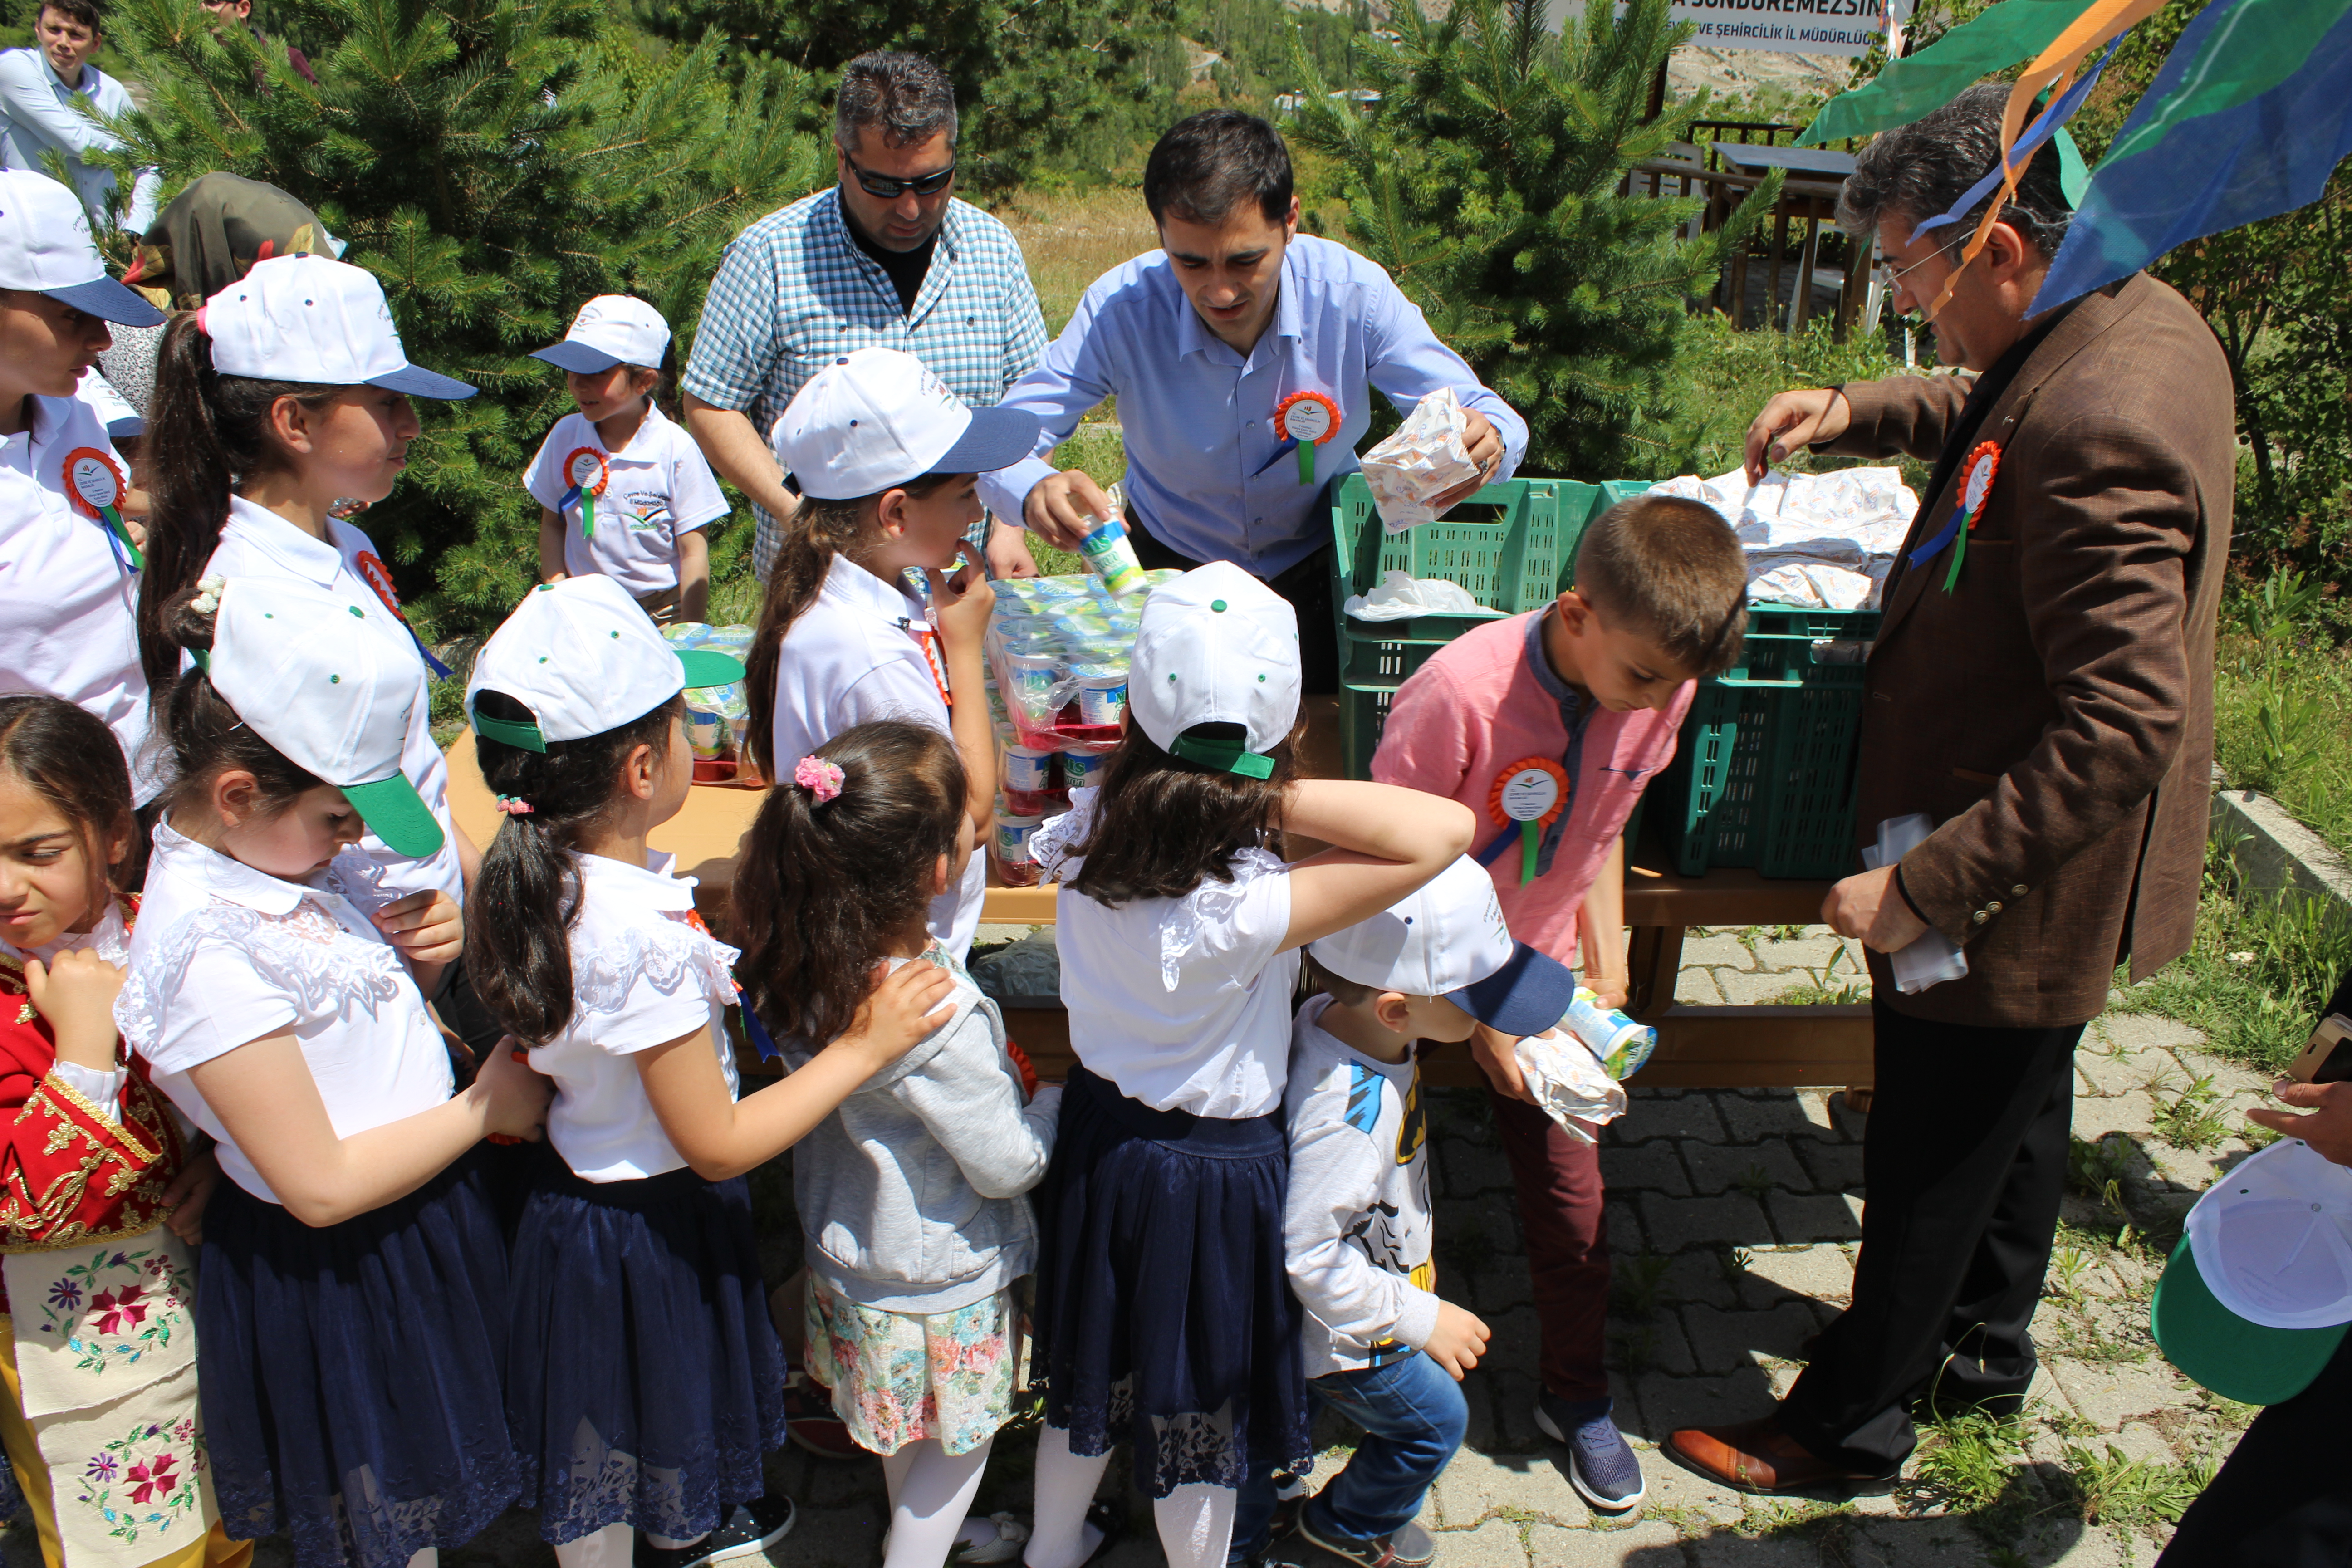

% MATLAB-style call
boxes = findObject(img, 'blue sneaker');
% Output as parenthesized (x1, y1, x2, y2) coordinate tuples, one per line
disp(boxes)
(1535, 1393, 1646, 1512)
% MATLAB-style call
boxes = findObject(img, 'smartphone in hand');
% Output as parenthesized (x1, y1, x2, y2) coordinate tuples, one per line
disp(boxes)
(2288, 1014, 2352, 1084)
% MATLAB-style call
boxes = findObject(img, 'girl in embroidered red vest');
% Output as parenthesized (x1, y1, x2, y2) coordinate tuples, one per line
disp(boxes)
(0, 694, 245, 1568)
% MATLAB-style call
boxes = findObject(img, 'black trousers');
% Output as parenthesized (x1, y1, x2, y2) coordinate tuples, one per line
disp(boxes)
(1127, 520, 1340, 696)
(1778, 1000, 2084, 1473)
(2161, 1333, 2352, 1566)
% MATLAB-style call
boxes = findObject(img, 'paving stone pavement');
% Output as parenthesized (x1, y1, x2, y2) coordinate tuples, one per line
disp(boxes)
(9, 928, 2271, 1568)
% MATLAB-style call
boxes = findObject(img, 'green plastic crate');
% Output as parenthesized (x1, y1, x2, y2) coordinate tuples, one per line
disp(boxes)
(1331, 476, 1655, 776)
(1653, 606, 1881, 879)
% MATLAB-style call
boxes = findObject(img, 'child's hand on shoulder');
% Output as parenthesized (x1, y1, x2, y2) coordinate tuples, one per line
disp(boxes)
(24, 950, 127, 1071)
(373, 889, 464, 968)
(928, 540, 995, 650)
(836, 961, 956, 1066)
(1424, 1300, 1490, 1381)
(474, 1039, 553, 1142)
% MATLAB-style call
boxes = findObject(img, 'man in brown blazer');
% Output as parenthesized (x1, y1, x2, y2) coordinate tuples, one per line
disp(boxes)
(1667, 84, 2236, 1491)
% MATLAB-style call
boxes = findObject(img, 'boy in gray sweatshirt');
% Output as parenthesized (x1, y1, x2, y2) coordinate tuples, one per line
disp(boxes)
(1282, 858, 1578, 1568)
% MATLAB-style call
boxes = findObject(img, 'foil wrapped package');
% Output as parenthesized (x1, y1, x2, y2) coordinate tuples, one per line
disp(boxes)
(1514, 1031, 1628, 1144)
(1358, 386, 1484, 534)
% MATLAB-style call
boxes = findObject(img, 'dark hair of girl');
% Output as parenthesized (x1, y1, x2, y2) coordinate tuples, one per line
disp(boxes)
(733, 721, 965, 1048)
(154, 585, 324, 822)
(1066, 721, 1295, 908)
(464, 691, 687, 1046)
(742, 473, 960, 784)
(0, 695, 134, 916)
(137, 313, 343, 692)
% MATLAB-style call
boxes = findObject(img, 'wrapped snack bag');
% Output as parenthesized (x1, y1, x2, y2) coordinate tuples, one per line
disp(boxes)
(1514, 1030, 1628, 1144)
(1359, 385, 1485, 534)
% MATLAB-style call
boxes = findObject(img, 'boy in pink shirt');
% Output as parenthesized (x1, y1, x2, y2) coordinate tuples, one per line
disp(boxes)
(1372, 495, 1748, 1510)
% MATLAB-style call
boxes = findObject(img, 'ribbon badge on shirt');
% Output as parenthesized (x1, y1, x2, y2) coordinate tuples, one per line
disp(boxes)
(1274, 391, 1341, 486)
(63, 447, 141, 572)
(558, 448, 609, 539)
(353, 549, 454, 679)
(1907, 441, 2002, 595)
(1483, 757, 1569, 887)
(902, 617, 955, 710)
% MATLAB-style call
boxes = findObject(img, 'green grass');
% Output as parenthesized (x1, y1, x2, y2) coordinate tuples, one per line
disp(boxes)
(2213, 621, 2352, 862)
(1661, 311, 1930, 492)
(2117, 842, 2352, 1076)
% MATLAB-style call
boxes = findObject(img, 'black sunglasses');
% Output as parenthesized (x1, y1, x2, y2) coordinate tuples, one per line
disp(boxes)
(845, 157, 955, 200)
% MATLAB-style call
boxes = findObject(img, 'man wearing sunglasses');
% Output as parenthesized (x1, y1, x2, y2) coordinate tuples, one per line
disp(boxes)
(1665, 84, 2236, 1499)
(683, 49, 1050, 582)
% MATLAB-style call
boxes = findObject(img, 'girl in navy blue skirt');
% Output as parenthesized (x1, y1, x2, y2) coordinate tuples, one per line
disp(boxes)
(461, 578, 953, 1568)
(119, 578, 553, 1568)
(1021, 564, 1475, 1568)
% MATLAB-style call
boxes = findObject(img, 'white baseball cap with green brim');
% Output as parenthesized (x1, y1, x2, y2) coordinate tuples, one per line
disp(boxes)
(466, 575, 745, 752)
(205, 576, 445, 858)
(2152, 1138, 2352, 1405)
(1128, 561, 1301, 779)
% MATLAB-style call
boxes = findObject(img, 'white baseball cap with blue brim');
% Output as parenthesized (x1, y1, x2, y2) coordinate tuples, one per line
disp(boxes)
(0, 171, 165, 327)
(530, 294, 671, 375)
(1310, 855, 1578, 1036)
(202, 254, 474, 400)
(205, 575, 444, 858)
(466, 575, 745, 752)
(773, 346, 1040, 500)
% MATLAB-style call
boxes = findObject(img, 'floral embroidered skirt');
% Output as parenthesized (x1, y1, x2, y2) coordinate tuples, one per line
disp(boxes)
(802, 1278, 1018, 1458)
(0, 1229, 222, 1568)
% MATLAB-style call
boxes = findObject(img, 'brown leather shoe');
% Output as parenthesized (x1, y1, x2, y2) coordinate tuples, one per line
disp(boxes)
(1665, 1416, 1887, 1494)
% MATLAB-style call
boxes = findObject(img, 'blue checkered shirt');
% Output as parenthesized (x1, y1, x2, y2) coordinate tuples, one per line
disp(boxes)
(683, 187, 1049, 577)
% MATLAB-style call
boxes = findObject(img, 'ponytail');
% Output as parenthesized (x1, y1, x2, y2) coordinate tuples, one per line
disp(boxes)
(741, 472, 960, 784)
(464, 691, 686, 1045)
(734, 720, 963, 1047)
(137, 313, 342, 691)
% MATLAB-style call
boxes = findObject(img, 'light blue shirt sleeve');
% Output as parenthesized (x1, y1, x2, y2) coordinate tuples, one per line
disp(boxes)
(0, 50, 116, 159)
(975, 274, 1122, 526)
(1363, 275, 1529, 484)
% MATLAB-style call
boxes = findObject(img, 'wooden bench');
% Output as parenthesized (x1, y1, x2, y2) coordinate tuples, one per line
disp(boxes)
(444, 700, 1873, 1091)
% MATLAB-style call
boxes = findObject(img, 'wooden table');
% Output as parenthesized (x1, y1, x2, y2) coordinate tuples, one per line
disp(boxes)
(444, 703, 1874, 1091)
(1710, 143, 1872, 341)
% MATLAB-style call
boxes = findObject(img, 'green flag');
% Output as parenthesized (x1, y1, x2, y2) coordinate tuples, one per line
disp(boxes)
(1799, 0, 2089, 146)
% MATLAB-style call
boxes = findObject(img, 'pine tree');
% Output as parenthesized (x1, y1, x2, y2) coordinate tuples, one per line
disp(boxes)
(1289, 0, 1781, 480)
(630, 0, 1179, 192)
(104, 0, 830, 632)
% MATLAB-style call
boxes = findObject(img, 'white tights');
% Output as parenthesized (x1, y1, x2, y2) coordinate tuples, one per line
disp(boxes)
(1024, 1425, 1235, 1568)
(881, 1437, 995, 1568)
(551, 1523, 707, 1568)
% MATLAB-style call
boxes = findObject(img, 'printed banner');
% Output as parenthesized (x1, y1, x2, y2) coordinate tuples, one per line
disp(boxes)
(1548, 0, 1913, 57)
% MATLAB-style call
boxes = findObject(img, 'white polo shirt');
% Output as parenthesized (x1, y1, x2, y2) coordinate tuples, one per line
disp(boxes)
(529, 850, 740, 1183)
(1034, 790, 1301, 1119)
(75, 367, 141, 441)
(765, 553, 985, 959)
(202, 496, 465, 906)
(117, 824, 456, 1205)
(524, 407, 728, 597)
(0, 393, 152, 796)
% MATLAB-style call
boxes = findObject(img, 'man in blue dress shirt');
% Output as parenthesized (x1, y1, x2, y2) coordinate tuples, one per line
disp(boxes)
(975, 111, 1529, 691)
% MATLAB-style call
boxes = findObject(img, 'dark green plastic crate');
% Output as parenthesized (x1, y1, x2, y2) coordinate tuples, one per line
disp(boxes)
(1653, 606, 1881, 879)
(1332, 476, 1654, 777)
